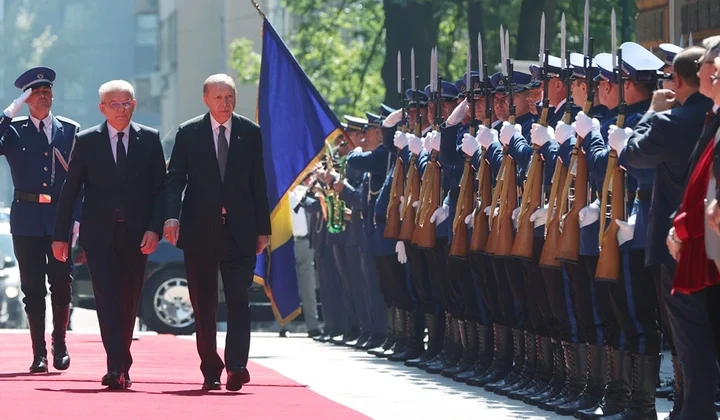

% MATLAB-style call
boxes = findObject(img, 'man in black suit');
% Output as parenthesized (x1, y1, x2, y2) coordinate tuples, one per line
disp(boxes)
(52, 80, 166, 390)
(163, 73, 271, 392)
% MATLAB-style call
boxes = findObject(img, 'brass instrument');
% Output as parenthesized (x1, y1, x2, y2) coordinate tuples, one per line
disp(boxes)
(323, 143, 347, 234)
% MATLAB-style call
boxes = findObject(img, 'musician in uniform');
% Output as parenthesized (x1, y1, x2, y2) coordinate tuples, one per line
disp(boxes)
(0, 67, 80, 373)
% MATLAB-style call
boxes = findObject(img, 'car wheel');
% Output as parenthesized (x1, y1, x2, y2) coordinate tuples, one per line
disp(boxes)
(140, 268, 195, 335)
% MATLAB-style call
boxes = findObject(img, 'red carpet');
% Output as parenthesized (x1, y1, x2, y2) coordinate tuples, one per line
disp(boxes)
(0, 333, 369, 419)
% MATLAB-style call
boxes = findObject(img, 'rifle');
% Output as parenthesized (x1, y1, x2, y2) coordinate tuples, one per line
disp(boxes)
(469, 62, 493, 253)
(449, 39, 481, 258)
(414, 47, 442, 249)
(399, 63, 422, 241)
(595, 12, 625, 282)
(383, 51, 406, 239)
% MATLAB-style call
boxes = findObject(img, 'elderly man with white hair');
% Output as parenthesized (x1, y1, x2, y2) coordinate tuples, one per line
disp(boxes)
(51, 79, 167, 390)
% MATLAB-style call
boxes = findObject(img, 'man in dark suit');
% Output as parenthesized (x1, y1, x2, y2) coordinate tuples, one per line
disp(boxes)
(52, 80, 166, 390)
(163, 73, 271, 392)
(621, 46, 713, 418)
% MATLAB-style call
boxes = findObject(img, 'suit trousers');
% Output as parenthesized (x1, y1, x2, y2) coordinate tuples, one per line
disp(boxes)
(315, 249, 342, 335)
(184, 225, 254, 378)
(332, 244, 363, 335)
(84, 222, 146, 373)
(12, 235, 73, 316)
(662, 261, 720, 420)
(564, 256, 604, 346)
(293, 237, 320, 331)
(651, 263, 675, 355)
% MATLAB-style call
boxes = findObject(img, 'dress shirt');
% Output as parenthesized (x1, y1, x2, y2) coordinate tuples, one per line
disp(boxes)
(289, 186, 309, 237)
(209, 114, 231, 214)
(107, 123, 130, 163)
(29, 113, 53, 144)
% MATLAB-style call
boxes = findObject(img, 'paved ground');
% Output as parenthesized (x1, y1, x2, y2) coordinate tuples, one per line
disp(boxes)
(4, 308, 674, 419)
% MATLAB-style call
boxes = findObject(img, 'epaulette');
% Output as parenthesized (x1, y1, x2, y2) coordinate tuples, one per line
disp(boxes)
(11, 116, 28, 123)
(56, 116, 80, 128)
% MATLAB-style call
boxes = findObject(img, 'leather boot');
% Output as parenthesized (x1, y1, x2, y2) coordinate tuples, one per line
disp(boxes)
(508, 335, 553, 400)
(425, 316, 462, 374)
(418, 312, 452, 370)
(27, 313, 48, 373)
(486, 328, 525, 392)
(52, 305, 71, 370)
(556, 343, 606, 415)
(524, 338, 566, 406)
(497, 329, 536, 395)
(664, 355, 683, 419)
(381, 308, 406, 358)
(575, 348, 632, 419)
(368, 307, 396, 355)
(541, 342, 585, 411)
(447, 320, 480, 379)
(454, 322, 493, 382)
(438, 319, 467, 376)
(389, 310, 424, 361)
(466, 324, 512, 387)
(406, 312, 444, 367)
(601, 353, 660, 420)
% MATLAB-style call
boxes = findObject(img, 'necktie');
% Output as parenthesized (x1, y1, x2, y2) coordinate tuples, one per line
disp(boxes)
(217, 125, 229, 181)
(39, 121, 49, 144)
(116, 132, 127, 221)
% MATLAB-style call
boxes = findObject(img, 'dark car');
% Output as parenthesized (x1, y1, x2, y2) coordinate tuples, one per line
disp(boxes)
(71, 239, 273, 335)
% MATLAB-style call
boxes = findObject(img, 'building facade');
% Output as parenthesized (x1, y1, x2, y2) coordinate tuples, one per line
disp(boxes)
(636, 0, 720, 49)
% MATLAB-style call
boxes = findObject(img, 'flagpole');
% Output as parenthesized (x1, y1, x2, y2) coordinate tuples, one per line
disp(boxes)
(250, 0, 266, 19)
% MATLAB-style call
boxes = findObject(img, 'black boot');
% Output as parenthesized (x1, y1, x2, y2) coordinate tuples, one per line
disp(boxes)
(664, 355, 683, 419)
(524, 338, 566, 406)
(556, 343, 606, 415)
(368, 307, 396, 356)
(466, 324, 512, 387)
(447, 320, 480, 379)
(575, 348, 632, 419)
(52, 305, 71, 371)
(27, 313, 48, 373)
(508, 335, 553, 400)
(425, 316, 462, 374)
(540, 342, 585, 411)
(418, 312, 453, 370)
(497, 329, 536, 395)
(381, 308, 407, 358)
(486, 328, 526, 392)
(601, 353, 660, 420)
(454, 322, 493, 382)
(406, 312, 443, 367)
(389, 310, 424, 362)
(437, 319, 467, 376)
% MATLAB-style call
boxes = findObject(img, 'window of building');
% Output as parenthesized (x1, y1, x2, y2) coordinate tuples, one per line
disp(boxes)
(159, 11, 177, 71)
(136, 14, 158, 47)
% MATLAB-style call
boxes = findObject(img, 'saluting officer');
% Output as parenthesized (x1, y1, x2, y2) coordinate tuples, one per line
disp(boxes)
(0, 67, 80, 373)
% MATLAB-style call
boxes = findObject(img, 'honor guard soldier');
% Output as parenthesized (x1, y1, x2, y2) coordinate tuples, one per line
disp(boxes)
(0, 67, 80, 373)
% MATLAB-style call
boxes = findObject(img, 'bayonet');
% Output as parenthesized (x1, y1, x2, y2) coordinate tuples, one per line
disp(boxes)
(478, 33, 484, 80)
(540, 12, 546, 62)
(680, 34, 685, 48)
(397, 51, 402, 95)
(689, 32, 694, 46)
(500, 25, 506, 74)
(561, 14, 567, 72)
(583, 0, 590, 56)
(411, 48, 416, 91)
(611, 9, 617, 72)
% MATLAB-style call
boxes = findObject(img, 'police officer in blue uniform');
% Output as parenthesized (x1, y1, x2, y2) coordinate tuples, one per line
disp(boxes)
(576, 43, 663, 420)
(0, 67, 80, 373)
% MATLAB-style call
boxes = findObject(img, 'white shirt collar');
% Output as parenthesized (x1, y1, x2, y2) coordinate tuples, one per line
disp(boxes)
(29, 112, 52, 131)
(107, 123, 130, 141)
(713, 105, 719, 113)
(555, 99, 567, 111)
(210, 114, 232, 134)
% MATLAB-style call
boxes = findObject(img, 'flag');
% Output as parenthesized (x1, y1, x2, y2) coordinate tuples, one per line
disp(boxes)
(254, 17, 342, 325)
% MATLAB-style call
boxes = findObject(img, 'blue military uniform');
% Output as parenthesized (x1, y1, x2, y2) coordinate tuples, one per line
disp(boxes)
(0, 67, 79, 372)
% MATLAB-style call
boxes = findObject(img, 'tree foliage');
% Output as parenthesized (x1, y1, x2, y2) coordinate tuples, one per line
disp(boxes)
(228, 0, 637, 118)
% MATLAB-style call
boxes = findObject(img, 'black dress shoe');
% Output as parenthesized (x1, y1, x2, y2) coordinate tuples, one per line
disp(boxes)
(101, 372, 126, 390)
(307, 328, 322, 338)
(278, 329, 289, 338)
(125, 372, 132, 388)
(226, 368, 250, 391)
(29, 355, 48, 373)
(202, 377, 221, 391)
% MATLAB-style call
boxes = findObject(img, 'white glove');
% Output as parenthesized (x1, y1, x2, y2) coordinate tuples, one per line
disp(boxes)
(393, 131, 408, 149)
(616, 214, 636, 246)
(426, 131, 441, 151)
(72, 221, 80, 248)
(500, 121, 522, 146)
(430, 204, 450, 225)
(531, 123, 554, 148)
(484, 206, 492, 216)
(476, 125, 498, 149)
(408, 133, 423, 155)
(413, 201, 419, 208)
(608, 125, 632, 153)
(3, 89, 32, 118)
(579, 201, 600, 228)
(554, 121, 575, 145)
(395, 241, 407, 264)
(353, 146, 363, 153)
(461, 133, 480, 157)
(572, 111, 600, 138)
(465, 209, 475, 228)
(512, 207, 521, 229)
(446, 99, 468, 127)
(530, 206, 548, 228)
(383, 109, 403, 127)
(666, 227, 682, 261)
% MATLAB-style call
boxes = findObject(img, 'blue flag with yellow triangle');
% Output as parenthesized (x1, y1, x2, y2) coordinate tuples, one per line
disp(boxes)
(253, 17, 342, 325)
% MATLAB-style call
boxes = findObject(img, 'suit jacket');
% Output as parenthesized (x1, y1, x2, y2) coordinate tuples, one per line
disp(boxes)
(164, 113, 271, 257)
(622, 92, 714, 265)
(688, 110, 720, 185)
(53, 121, 166, 250)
